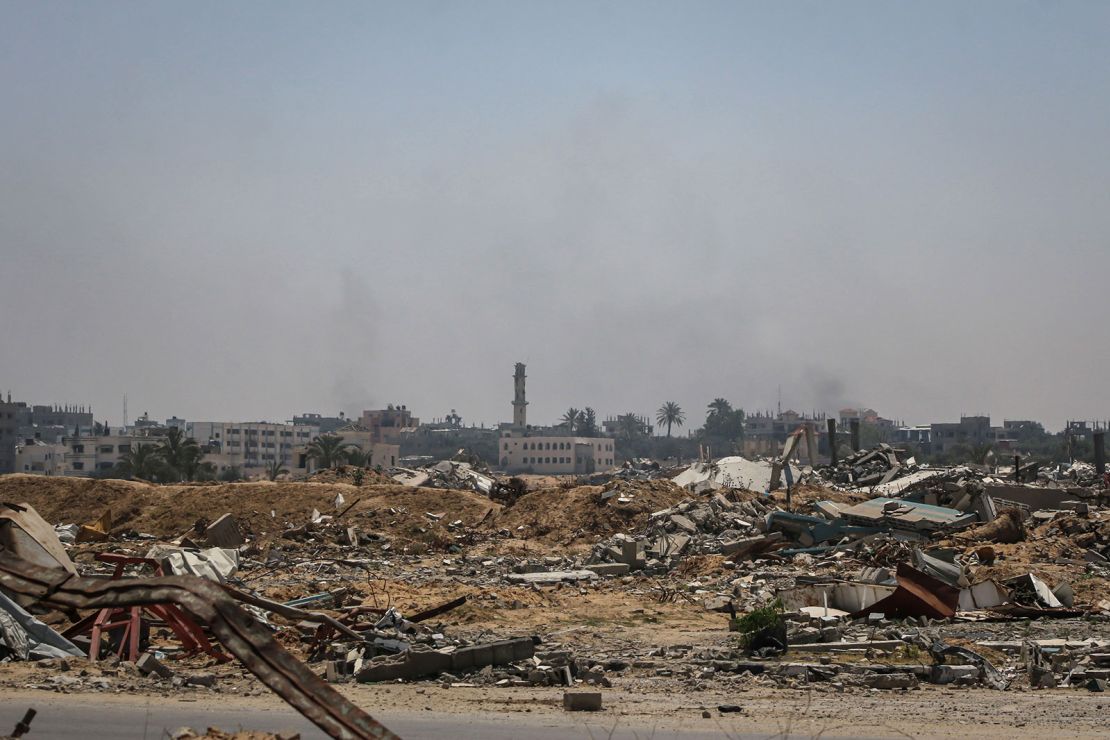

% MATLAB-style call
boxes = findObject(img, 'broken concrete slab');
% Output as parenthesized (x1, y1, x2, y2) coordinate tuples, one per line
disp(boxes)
(203, 513, 244, 549)
(584, 563, 630, 577)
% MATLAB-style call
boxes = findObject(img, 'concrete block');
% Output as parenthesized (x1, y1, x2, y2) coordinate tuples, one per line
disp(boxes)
(929, 664, 979, 685)
(357, 648, 452, 682)
(563, 691, 602, 711)
(585, 563, 630, 577)
(203, 514, 243, 549)
(136, 652, 173, 679)
(862, 672, 917, 690)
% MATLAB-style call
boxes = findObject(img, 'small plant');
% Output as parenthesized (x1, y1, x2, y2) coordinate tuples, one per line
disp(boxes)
(352, 468, 365, 486)
(733, 599, 785, 650)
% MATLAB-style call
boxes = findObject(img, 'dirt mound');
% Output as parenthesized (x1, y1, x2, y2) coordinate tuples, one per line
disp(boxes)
(307, 466, 393, 485)
(0, 474, 498, 544)
(961, 507, 1025, 543)
(492, 479, 689, 545)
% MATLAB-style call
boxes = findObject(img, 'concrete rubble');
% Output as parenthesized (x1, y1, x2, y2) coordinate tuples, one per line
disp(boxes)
(0, 457, 1108, 732)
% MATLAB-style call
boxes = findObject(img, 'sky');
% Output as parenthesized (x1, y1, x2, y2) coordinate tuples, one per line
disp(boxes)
(2, 1, 1108, 433)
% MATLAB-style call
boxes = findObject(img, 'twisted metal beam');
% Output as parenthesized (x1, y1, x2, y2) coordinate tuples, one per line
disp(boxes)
(0, 556, 399, 740)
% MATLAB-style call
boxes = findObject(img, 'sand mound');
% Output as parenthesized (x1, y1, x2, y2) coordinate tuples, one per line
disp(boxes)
(492, 479, 689, 545)
(306, 466, 393, 485)
(0, 474, 498, 543)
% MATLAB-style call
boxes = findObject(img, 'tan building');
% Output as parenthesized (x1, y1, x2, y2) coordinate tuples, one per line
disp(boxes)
(358, 406, 419, 444)
(289, 423, 400, 475)
(62, 434, 154, 477)
(14, 441, 66, 475)
(499, 433, 614, 475)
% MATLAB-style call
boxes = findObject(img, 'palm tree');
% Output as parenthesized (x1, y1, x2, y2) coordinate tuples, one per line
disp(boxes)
(707, 398, 733, 419)
(265, 459, 289, 481)
(345, 446, 369, 468)
(157, 427, 205, 481)
(115, 443, 164, 481)
(579, 407, 598, 437)
(561, 408, 582, 431)
(656, 402, 685, 438)
(306, 434, 349, 469)
(616, 413, 646, 440)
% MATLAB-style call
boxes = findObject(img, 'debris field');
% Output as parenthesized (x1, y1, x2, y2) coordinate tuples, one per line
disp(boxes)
(1, 449, 1109, 738)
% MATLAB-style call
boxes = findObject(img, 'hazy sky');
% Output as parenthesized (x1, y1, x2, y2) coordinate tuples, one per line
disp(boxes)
(2, 1, 1108, 432)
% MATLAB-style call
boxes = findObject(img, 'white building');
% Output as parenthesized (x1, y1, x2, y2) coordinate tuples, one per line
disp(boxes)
(499, 432, 614, 475)
(188, 421, 319, 476)
(14, 441, 66, 475)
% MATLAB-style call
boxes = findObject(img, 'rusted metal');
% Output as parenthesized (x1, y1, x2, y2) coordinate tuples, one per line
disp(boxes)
(61, 553, 226, 662)
(0, 556, 400, 740)
(850, 562, 959, 620)
(408, 595, 467, 623)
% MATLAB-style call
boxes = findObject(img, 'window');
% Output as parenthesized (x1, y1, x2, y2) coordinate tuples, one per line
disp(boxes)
(72, 444, 84, 453)
(504, 443, 509, 451)
(98, 445, 113, 454)
(72, 462, 84, 470)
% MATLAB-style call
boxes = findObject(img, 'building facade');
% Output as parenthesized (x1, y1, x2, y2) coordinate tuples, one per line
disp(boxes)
(15, 442, 67, 475)
(499, 432, 614, 474)
(357, 406, 419, 444)
(188, 420, 319, 475)
(62, 433, 155, 477)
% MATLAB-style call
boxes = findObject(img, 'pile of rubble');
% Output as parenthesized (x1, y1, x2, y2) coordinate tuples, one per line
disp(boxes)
(2, 460, 1110, 737)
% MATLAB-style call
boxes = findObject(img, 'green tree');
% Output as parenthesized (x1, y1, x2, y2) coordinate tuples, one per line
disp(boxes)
(707, 398, 733, 419)
(306, 434, 349, 469)
(579, 407, 598, 437)
(616, 413, 647, 441)
(265, 459, 289, 481)
(345, 446, 369, 468)
(656, 401, 685, 438)
(969, 443, 994, 466)
(115, 443, 165, 481)
(561, 408, 582, 431)
(157, 427, 205, 481)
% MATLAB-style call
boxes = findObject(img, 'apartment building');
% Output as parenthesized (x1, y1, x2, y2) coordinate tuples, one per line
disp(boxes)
(62, 433, 155, 476)
(188, 420, 319, 474)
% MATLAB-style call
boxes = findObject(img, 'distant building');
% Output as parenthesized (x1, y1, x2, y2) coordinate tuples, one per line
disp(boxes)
(930, 415, 990, 457)
(601, 414, 653, 437)
(743, 410, 826, 459)
(292, 412, 350, 435)
(1, 397, 95, 473)
(838, 407, 895, 431)
(188, 420, 319, 476)
(62, 433, 154, 477)
(289, 422, 399, 475)
(0, 396, 21, 473)
(498, 431, 614, 474)
(14, 441, 65, 475)
(892, 425, 932, 455)
(358, 406, 419, 444)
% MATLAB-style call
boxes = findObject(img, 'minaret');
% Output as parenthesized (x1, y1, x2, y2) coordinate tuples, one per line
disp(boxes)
(512, 363, 527, 428)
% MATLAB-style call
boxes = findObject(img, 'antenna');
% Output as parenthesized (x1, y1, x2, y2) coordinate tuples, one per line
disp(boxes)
(122, 394, 128, 428)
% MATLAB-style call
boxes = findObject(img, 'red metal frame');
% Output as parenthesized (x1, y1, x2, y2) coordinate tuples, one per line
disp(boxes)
(63, 553, 229, 662)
